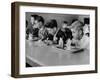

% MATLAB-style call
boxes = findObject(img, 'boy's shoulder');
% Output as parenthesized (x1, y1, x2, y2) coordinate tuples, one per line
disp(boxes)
(65, 28, 72, 32)
(56, 29, 65, 36)
(58, 29, 64, 33)
(65, 28, 70, 30)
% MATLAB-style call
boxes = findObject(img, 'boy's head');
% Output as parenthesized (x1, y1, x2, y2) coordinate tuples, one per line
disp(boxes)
(34, 16, 44, 28)
(45, 19, 57, 35)
(62, 21, 68, 29)
(30, 14, 38, 24)
(71, 21, 84, 40)
(72, 28, 83, 40)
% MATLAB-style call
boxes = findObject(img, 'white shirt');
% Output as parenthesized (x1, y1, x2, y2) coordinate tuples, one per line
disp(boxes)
(78, 34, 90, 50)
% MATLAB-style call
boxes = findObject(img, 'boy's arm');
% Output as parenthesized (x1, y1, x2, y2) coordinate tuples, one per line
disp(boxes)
(39, 29, 48, 41)
(72, 35, 89, 50)
(79, 35, 89, 50)
(53, 29, 60, 41)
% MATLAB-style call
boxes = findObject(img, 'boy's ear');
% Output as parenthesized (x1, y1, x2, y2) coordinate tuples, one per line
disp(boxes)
(79, 29, 83, 34)
(54, 27, 57, 30)
(78, 29, 81, 33)
(40, 22, 43, 25)
(38, 22, 41, 27)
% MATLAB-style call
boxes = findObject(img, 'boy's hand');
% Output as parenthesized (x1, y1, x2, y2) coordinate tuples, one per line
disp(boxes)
(53, 36, 57, 41)
(44, 40, 53, 45)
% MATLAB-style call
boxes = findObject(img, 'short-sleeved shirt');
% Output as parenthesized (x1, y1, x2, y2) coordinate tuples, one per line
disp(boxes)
(26, 22, 39, 37)
(56, 28, 73, 44)
(79, 34, 89, 49)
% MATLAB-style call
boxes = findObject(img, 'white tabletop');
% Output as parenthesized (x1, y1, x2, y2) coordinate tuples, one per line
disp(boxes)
(26, 40, 89, 67)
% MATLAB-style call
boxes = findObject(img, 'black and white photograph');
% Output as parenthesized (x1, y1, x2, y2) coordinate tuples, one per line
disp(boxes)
(11, 2, 97, 78)
(25, 12, 90, 67)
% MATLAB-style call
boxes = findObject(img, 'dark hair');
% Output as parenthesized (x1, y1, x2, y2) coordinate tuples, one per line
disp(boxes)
(50, 19, 57, 28)
(63, 21, 68, 24)
(26, 20, 28, 28)
(71, 19, 78, 24)
(78, 27, 84, 40)
(84, 18, 90, 24)
(31, 14, 38, 20)
(36, 16, 44, 24)
(45, 19, 57, 28)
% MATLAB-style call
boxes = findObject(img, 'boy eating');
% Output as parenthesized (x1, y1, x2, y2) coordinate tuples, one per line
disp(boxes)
(54, 21, 73, 48)
(42, 19, 58, 45)
(26, 14, 38, 40)
(70, 20, 89, 50)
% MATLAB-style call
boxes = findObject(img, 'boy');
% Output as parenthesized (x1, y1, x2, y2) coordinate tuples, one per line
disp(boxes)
(32, 16, 45, 39)
(42, 19, 57, 45)
(54, 21, 73, 48)
(83, 18, 90, 37)
(71, 20, 89, 50)
(26, 14, 38, 40)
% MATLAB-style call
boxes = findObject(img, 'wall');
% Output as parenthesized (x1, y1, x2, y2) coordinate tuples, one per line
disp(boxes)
(26, 12, 79, 27)
(78, 15, 90, 23)
(26, 12, 89, 28)
(0, 0, 100, 80)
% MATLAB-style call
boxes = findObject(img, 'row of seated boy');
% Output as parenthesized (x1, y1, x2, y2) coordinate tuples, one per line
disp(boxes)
(26, 14, 90, 50)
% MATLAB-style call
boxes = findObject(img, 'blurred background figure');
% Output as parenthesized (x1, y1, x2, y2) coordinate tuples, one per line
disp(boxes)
(83, 18, 90, 37)
(79, 18, 90, 50)
(26, 20, 28, 28)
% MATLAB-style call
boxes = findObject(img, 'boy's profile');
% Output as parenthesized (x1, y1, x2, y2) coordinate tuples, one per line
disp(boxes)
(41, 19, 58, 45)
(71, 20, 89, 50)
(26, 14, 38, 39)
